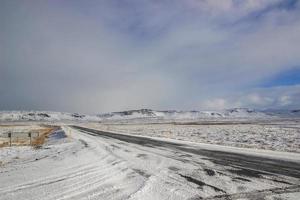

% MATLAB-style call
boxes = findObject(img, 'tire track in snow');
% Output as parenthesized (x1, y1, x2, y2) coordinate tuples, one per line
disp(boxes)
(72, 126, 300, 199)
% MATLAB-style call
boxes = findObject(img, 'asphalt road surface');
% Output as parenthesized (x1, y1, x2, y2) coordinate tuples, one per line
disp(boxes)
(72, 126, 300, 200)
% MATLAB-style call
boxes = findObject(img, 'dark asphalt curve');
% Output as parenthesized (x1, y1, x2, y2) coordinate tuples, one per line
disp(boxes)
(71, 126, 300, 179)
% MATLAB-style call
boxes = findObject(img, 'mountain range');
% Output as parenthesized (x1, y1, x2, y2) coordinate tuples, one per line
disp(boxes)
(1, 108, 299, 122)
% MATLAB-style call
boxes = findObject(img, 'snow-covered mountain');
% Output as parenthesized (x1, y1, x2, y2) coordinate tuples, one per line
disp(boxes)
(0, 111, 101, 122)
(262, 109, 300, 118)
(98, 108, 268, 120)
(1, 108, 299, 122)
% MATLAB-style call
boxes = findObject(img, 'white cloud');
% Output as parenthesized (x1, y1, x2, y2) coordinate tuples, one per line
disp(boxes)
(201, 85, 300, 110)
(278, 95, 292, 106)
(184, 0, 283, 19)
(202, 98, 228, 110)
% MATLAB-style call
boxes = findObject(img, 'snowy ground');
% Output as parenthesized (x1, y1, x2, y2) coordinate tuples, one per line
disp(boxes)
(86, 120, 300, 153)
(0, 123, 300, 200)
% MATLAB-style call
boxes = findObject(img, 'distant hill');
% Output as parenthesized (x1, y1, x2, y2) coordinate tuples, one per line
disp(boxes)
(1, 108, 299, 122)
(97, 108, 268, 120)
(0, 111, 100, 122)
(262, 109, 300, 117)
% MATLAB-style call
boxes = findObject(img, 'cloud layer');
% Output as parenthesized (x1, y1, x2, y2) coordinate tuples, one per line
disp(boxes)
(1, 0, 300, 113)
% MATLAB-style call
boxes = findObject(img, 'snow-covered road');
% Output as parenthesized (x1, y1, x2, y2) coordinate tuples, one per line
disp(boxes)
(1, 125, 300, 200)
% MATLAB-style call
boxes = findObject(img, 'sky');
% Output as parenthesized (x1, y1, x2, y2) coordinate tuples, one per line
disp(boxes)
(1, 0, 300, 114)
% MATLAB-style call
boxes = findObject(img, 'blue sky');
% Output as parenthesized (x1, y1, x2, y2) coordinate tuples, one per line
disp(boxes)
(0, 0, 300, 113)
(262, 68, 300, 87)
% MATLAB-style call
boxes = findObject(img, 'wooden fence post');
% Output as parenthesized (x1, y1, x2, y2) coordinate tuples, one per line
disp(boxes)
(8, 132, 12, 147)
(28, 132, 32, 145)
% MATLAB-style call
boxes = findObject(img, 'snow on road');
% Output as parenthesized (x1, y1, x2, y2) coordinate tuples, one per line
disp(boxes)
(0, 125, 300, 200)
(87, 121, 300, 153)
